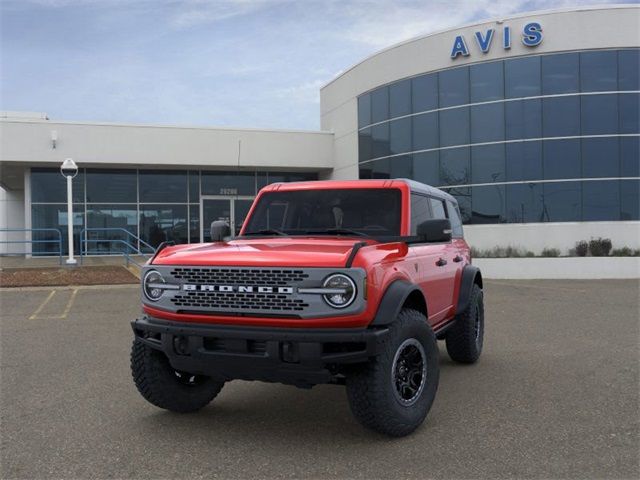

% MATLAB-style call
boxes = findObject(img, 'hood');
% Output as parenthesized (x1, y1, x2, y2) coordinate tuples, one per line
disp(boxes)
(151, 237, 376, 268)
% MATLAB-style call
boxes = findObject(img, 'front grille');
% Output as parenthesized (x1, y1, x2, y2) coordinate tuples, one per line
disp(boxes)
(171, 292, 309, 312)
(170, 267, 309, 286)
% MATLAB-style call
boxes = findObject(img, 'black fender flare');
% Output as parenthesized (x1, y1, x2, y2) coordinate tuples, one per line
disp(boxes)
(371, 280, 426, 326)
(456, 265, 483, 315)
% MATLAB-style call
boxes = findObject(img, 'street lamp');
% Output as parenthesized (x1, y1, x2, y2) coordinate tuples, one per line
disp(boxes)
(60, 158, 78, 265)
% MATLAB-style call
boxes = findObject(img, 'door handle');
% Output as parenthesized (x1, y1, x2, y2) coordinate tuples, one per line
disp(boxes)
(453, 255, 463, 263)
(436, 257, 447, 267)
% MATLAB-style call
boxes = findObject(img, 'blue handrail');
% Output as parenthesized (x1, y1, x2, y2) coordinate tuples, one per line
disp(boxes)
(0, 228, 63, 264)
(80, 228, 155, 267)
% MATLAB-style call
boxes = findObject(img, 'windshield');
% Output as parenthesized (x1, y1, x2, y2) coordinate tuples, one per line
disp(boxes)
(242, 188, 402, 237)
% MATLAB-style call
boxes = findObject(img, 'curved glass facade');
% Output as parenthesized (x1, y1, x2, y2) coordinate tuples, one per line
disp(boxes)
(358, 49, 640, 223)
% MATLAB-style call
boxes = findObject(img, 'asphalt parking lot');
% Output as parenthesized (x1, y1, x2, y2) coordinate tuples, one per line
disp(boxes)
(1, 280, 638, 479)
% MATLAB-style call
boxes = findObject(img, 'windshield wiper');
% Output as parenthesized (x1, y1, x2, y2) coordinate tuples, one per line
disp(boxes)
(243, 229, 288, 236)
(305, 228, 368, 237)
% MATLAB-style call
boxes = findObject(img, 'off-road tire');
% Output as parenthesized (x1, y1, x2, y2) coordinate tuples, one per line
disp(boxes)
(131, 340, 224, 413)
(445, 283, 484, 363)
(345, 309, 439, 437)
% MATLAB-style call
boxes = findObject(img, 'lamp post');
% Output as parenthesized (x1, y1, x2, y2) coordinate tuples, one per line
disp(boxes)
(60, 158, 78, 265)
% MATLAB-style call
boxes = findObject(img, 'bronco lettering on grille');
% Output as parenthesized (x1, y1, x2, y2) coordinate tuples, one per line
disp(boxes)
(182, 285, 294, 294)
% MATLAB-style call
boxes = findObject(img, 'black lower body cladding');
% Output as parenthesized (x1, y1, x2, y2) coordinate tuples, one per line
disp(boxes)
(131, 316, 389, 388)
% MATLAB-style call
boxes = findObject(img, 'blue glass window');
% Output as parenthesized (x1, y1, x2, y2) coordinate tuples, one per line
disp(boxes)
(583, 180, 620, 221)
(471, 144, 505, 184)
(544, 139, 581, 180)
(390, 155, 413, 178)
(543, 182, 581, 222)
(31, 204, 84, 255)
(31, 168, 85, 203)
(139, 170, 187, 203)
(543, 96, 580, 137)
(139, 205, 188, 247)
(86, 204, 138, 254)
(618, 49, 640, 91)
(582, 138, 619, 178)
(470, 103, 504, 143)
(189, 205, 200, 243)
(389, 117, 412, 155)
(580, 51, 617, 92)
(440, 147, 470, 186)
(370, 87, 389, 123)
(371, 123, 390, 159)
(471, 185, 505, 224)
(367, 158, 391, 179)
(439, 107, 470, 147)
(506, 141, 543, 182)
(505, 99, 542, 140)
(446, 186, 471, 223)
(413, 152, 439, 186)
(389, 79, 411, 118)
(412, 74, 438, 113)
(505, 56, 541, 98)
(621, 137, 640, 177)
(541, 53, 579, 95)
(412, 112, 438, 151)
(470, 61, 504, 102)
(439, 67, 469, 107)
(359, 128, 373, 162)
(621, 179, 640, 220)
(506, 183, 543, 223)
(358, 94, 371, 128)
(188, 171, 199, 203)
(86, 169, 136, 203)
(619, 93, 639, 134)
(581, 94, 618, 135)
(201, 172, 255, 196)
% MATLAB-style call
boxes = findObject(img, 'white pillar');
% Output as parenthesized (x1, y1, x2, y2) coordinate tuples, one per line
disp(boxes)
(65, 175, 77, 265)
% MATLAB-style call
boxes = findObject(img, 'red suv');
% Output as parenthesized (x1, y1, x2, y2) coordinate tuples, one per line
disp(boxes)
(131, 179, 484, 436)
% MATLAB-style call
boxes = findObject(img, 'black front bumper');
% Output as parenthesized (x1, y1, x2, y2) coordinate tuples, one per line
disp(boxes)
(131, 316, 389, 387)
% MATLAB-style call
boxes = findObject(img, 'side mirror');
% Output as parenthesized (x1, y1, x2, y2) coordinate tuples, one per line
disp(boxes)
(416, 219, 452, 243)
(210, 220, 231, 242)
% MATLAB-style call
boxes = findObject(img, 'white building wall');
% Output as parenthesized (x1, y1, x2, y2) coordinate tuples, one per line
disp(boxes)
(0, 187, 26, 254)
(0, 120, 334, 171)
(465, 221, 640, 255)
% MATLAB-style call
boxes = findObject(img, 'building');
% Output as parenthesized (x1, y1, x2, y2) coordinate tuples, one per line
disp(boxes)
(1, 5, 638, 257)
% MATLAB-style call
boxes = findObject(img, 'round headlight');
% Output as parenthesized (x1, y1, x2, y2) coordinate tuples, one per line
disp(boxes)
(322, 274, 356, 309)
(143, 270, 165, 302)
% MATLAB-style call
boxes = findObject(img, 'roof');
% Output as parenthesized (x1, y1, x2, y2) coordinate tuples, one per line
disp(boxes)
(259, 178, 457, 203)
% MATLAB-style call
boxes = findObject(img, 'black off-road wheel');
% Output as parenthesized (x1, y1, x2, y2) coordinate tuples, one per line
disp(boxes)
(445, 283, 484, 363)
(345, 309, 439, 437)
(131, 340, 224, 413)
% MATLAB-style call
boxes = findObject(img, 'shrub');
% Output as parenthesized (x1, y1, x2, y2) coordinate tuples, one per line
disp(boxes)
(575, 241, 589, 257)
(589, 237, 612, 257)
(611, 247, 640, 257)
(525, 250, 535, 257)
(541, 247, 561, 257)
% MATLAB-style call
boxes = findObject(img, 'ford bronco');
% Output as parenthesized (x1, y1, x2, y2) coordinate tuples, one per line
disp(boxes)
(131, 179, 484, 436)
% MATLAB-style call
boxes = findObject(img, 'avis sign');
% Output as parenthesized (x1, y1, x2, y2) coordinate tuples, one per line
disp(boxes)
(450, 22, 543, 59)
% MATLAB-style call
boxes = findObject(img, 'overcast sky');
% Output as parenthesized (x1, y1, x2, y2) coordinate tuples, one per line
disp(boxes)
(0, 0, 632, 130)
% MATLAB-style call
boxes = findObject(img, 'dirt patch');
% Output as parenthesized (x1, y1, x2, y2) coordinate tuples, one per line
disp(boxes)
(0, 266, 139, 287)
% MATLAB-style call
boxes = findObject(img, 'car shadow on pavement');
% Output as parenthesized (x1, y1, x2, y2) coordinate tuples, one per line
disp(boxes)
(129, 348, 474, 446)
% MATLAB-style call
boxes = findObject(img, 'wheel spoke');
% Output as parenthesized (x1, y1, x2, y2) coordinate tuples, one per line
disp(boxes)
(391, 339, 427, 406)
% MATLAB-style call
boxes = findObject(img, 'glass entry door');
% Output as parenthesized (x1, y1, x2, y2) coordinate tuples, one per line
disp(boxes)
(200, 196, 253, 242)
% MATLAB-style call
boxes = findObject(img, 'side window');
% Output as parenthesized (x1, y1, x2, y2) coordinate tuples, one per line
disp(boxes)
(446, 200, 464, 238)
(429, 198, 447, 219)
(410, 193, 432, 234)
